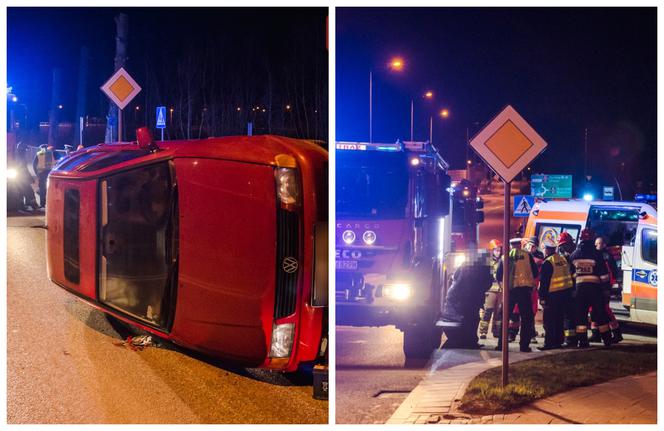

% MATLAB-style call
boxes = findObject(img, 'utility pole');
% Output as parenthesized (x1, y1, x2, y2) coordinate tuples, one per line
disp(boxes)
(369, 70, 373, 143)
(75, 46, 89, 148)
(105, 13, 128, 143)
(584, 127, 589, 180)
(410, 99, 414, 142)
(48, 68, 63, 148)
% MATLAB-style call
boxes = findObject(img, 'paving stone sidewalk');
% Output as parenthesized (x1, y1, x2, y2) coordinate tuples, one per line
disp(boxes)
(387, 341, 656, 425)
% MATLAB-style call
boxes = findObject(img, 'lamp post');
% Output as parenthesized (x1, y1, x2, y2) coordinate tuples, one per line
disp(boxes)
(369, 57, 405, 143)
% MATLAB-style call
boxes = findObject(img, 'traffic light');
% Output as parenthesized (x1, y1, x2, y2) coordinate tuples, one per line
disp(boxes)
(475, 197, 484, 223)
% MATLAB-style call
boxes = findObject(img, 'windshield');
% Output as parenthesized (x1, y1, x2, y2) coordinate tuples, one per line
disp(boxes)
(336, 151, 408, 219)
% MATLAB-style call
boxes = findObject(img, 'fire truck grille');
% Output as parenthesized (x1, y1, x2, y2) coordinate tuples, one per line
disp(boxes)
(274, 209, 299, 319)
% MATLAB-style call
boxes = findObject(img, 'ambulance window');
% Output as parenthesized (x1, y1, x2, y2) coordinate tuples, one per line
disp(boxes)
(641, 228, 657, 264)
(63, 189, 80, 284)
(534, 224, 580, 252)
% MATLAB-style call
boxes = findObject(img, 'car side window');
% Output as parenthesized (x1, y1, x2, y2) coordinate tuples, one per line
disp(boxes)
(641, 228, 657, 265)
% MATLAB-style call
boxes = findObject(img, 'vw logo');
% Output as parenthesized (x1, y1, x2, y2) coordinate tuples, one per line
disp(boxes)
(282, 256, 299, 274)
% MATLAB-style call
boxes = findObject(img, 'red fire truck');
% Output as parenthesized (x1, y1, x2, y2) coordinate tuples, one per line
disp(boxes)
(46, 129, 328, 377)
(336, 141, 454, 359)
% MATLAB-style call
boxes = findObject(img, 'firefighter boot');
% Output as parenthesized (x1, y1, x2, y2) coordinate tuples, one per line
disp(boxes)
(601, 330, 612, 347)
(612, 327, 623, 344)
(588, 328, 602, 343)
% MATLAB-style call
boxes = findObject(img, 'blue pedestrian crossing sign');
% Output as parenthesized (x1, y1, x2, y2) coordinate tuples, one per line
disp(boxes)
(513, 195, 535, 217)
(156, 106, 166, 129)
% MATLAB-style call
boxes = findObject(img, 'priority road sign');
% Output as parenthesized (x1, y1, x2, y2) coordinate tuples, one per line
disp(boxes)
(470, 105, 548, 388)
(513, 195, 535, 217)
(156, 106, 167, 129)
(100, 67, 142, 110)
(469, 105, 548, 183)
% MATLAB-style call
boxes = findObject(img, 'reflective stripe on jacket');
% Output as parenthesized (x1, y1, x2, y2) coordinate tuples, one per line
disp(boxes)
(36, 149, 55, 171)
(546, 254, 573, 292)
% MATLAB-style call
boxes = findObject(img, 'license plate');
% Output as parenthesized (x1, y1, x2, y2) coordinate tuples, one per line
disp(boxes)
(336, 260, 358, 270)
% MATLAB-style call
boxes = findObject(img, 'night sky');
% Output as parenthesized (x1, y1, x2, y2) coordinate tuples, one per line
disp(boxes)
(8, 7, 328, 140)
(336, 8, 657, 194)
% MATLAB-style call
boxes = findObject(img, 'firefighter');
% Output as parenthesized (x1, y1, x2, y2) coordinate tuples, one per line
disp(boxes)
(525, 236, 543, 341)
(32, 144, 56, 208)
(557, 231, 578, 347)
(537, 239, 574, 350)
(590, 237, 623, 343)
(570, 228, 612, 347)
(478, 239, 503, 339)
(495, 237, 539, 352)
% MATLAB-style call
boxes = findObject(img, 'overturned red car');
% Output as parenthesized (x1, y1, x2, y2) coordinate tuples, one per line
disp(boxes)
(46, 129, 328, 372)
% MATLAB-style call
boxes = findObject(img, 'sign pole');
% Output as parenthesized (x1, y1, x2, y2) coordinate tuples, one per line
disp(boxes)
(502, 180, 510, 387)
(161, 128, 164, 141)
(118, 108, 123, 143)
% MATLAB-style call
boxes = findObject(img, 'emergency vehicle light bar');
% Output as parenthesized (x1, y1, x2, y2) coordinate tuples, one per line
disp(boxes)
(335, 141, 402, 152)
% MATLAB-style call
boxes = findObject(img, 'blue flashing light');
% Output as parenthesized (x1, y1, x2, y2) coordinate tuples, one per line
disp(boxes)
(376, 146, 400, 151)
(583, 193, 593, 202)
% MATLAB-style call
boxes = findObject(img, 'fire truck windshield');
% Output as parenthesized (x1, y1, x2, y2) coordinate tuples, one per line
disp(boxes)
(336, 151, 408, 219)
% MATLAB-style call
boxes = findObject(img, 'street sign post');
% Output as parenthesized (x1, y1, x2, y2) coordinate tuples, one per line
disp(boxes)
(470, 105, 548, 387)
(156, 106, 166, 141)
(100, 67, 142, 142)
(513, 195, 535, 217)
(603, 186, 614, 201)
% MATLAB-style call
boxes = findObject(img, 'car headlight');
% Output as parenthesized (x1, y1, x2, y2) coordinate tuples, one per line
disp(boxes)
(362, 230, 376, 245)
(269, 323, 295, 358)
(275, 167, 301, 210)
(342, 230, 356, 245)
(383, 283, 412, 301)
(7, 168, 18, 180)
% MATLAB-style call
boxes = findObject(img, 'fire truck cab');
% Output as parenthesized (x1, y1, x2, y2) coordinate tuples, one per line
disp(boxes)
(335, 140, 452, 359)
(524, 199, 657, 326)
(46, 130, 328, 374)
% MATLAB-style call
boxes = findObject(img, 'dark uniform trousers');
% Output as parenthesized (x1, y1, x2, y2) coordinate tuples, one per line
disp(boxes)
(499, 286, 533, 349)
(576, 284, 610, 334)
(543, 289, 574, 347)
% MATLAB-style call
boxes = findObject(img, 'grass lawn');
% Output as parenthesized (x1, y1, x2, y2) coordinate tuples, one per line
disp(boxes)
(459, 344, 657, 414)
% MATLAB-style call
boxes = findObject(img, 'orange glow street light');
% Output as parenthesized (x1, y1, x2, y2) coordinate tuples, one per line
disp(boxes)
(389, 57, 404, 71)
(440, 108, 450, 118)
(424, 91, 433, 99)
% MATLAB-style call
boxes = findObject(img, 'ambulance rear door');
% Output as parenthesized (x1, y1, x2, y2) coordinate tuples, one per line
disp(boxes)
(630, 224, 657, 325)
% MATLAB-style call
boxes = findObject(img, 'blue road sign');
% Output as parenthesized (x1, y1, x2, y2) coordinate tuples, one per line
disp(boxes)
(603, 186, 614, 201)
(156, 106, 166, 129)
(513, 195, 535, 217)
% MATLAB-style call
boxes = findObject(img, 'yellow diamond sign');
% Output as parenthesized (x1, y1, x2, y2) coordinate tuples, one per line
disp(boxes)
(469, 105, 547, 182)
(100, 67, 141, 110)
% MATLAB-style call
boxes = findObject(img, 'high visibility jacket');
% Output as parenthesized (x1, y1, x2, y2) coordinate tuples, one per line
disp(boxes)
(509, 248, 536, 288)
(36, 148, 55, 172)
(546, 254, 573, 292)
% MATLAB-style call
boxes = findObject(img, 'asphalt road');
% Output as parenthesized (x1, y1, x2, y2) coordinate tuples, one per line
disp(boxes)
(7, 214, 327, 424)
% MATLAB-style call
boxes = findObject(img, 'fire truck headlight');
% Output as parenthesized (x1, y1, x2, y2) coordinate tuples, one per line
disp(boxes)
(342, 230, 356, 244)
(362, 230, 376, 245)
(383, 283, 412, 301)
(7, 168, 18, 180)
(269, 323, 295, 358)
(275, 167, 301, 209)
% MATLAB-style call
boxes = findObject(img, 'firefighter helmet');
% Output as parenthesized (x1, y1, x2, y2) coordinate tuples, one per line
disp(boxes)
(557, 231, 574, 246)
(488, 239, 503, 250)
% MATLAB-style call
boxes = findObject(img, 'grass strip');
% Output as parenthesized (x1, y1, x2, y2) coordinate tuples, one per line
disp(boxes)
(459, 344, 657, 414)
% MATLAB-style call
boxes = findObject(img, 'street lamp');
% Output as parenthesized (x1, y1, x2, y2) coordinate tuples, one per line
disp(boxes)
(424, 91, 433, 99)
(369, 56, 406, 143)
(439, 108, 449, 118)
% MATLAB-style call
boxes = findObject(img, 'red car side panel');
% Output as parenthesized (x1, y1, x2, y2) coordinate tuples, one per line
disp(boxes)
(170, 158, 277, 365)
(46, 179, 97, 299)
